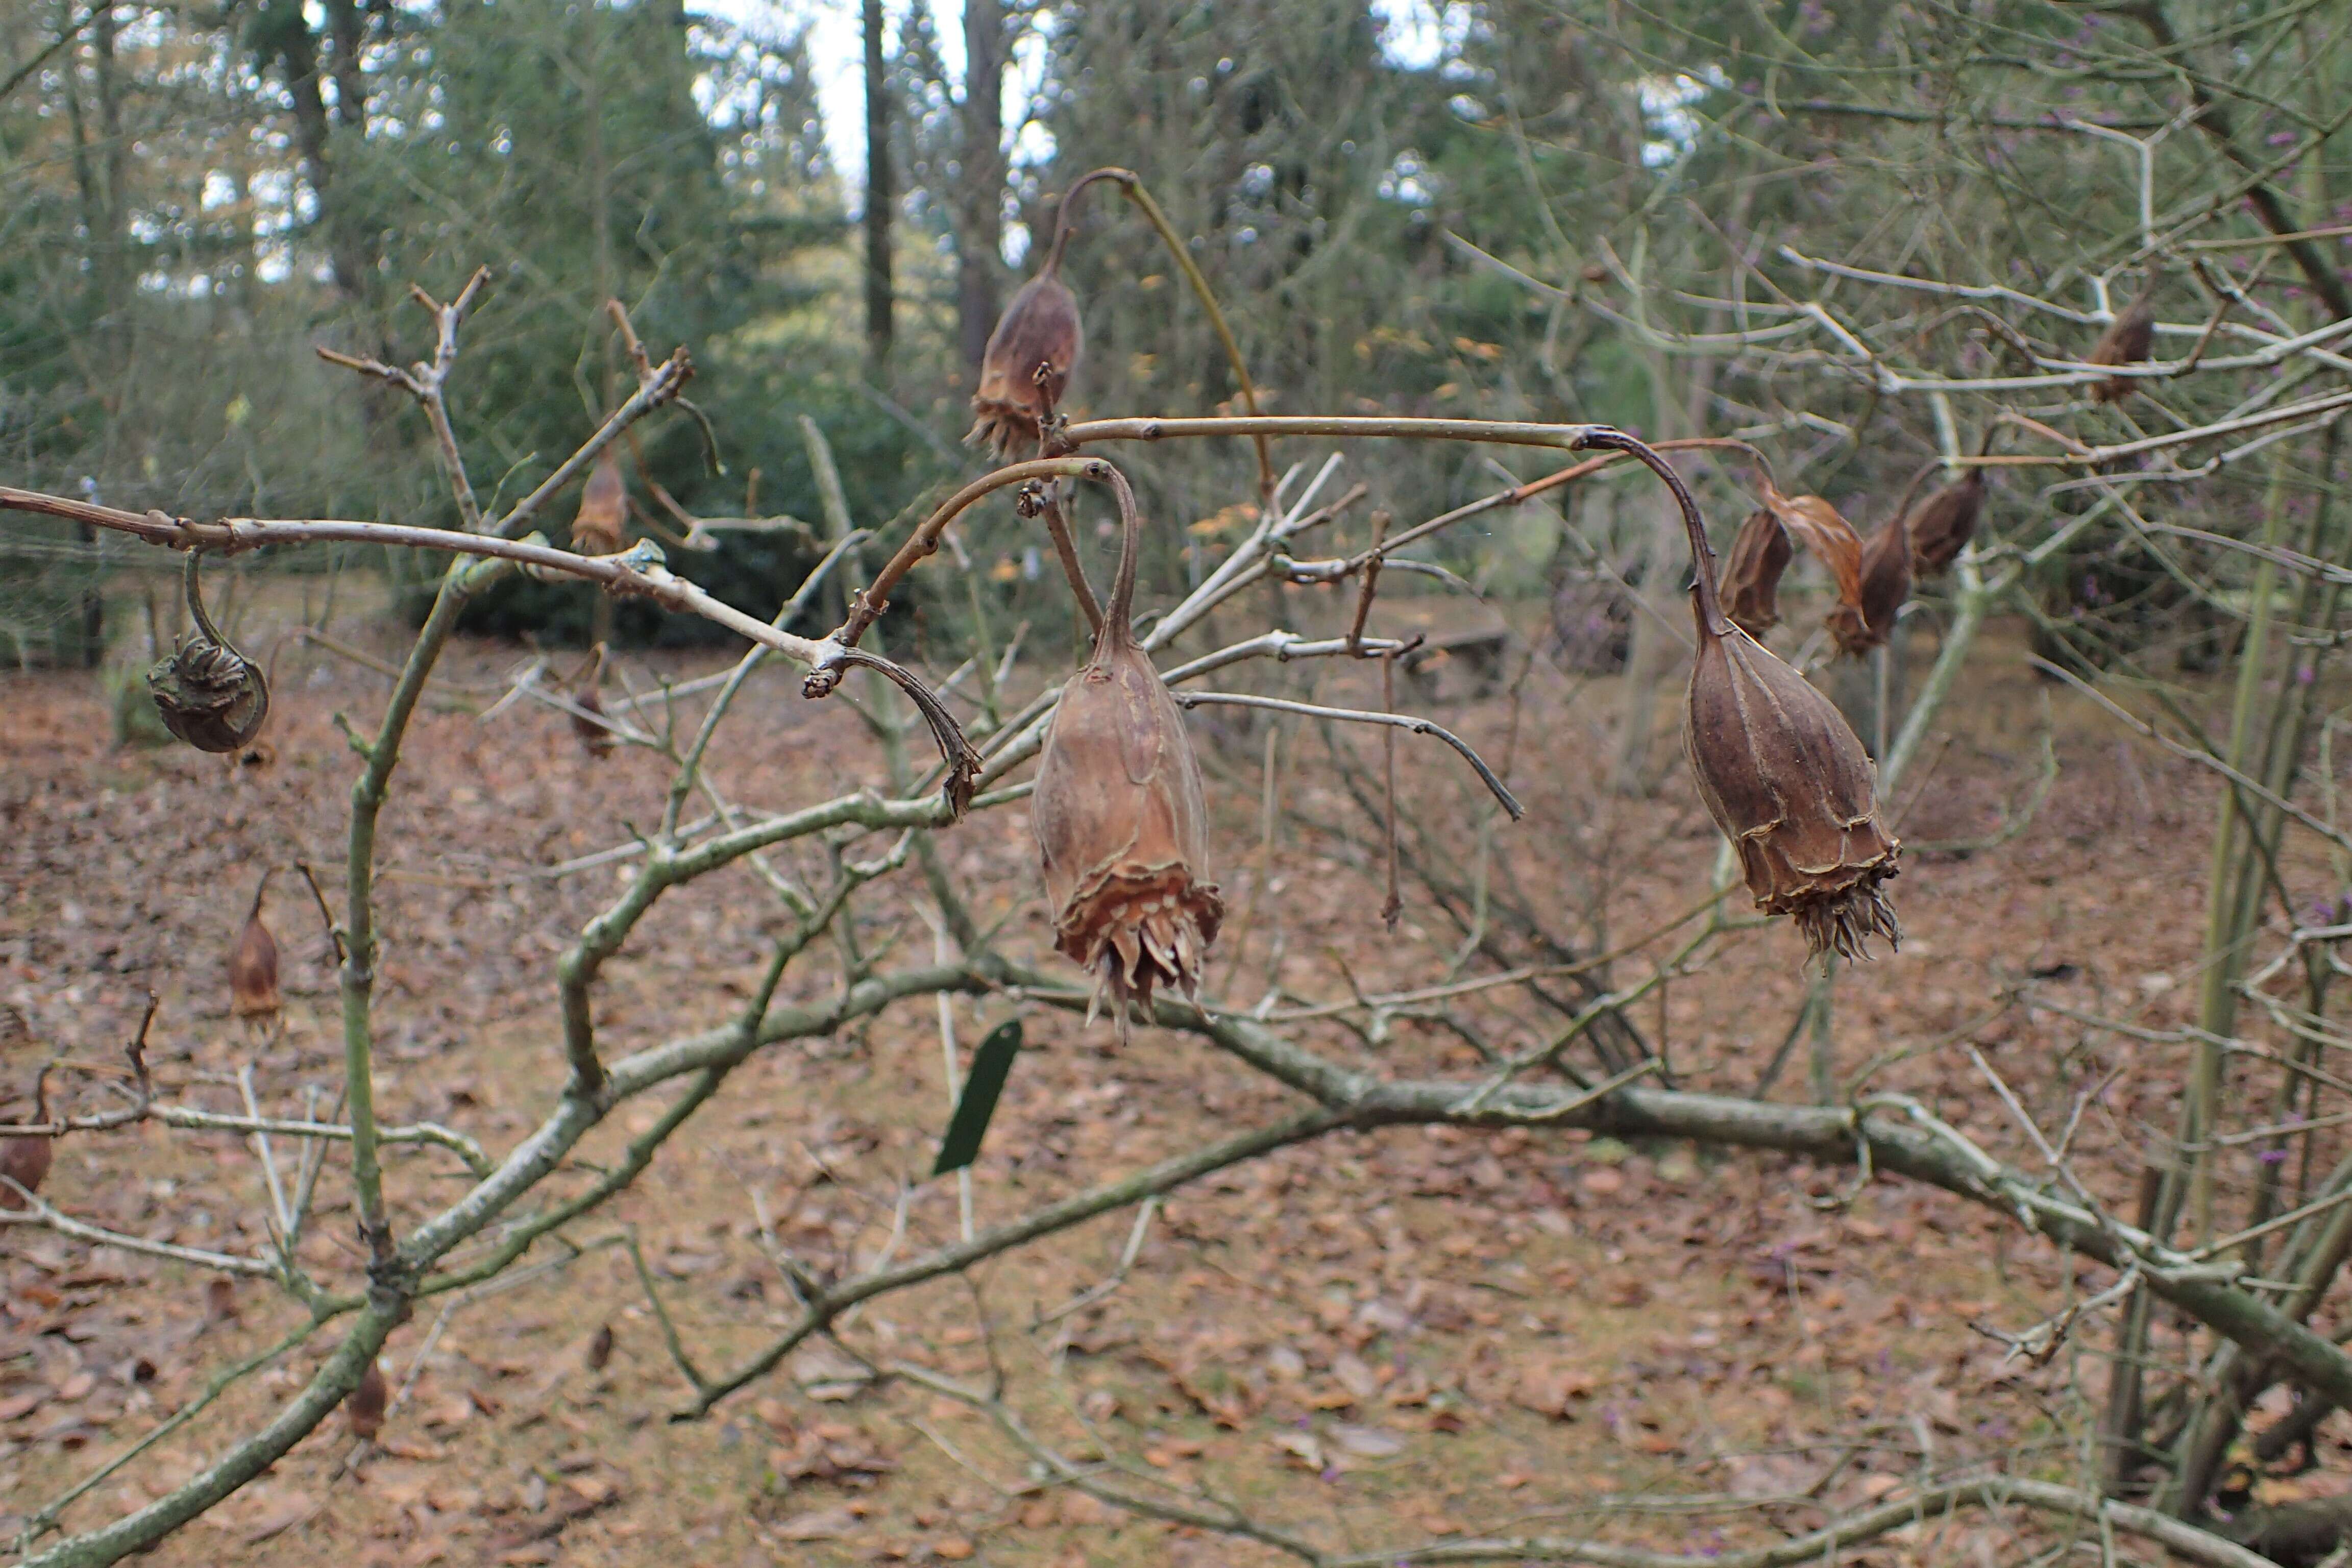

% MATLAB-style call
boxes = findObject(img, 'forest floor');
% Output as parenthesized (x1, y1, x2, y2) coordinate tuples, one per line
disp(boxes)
(2, 584, 2344, 1567)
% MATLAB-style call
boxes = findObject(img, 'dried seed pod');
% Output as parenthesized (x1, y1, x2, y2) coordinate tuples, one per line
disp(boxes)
(1723, 508, 1793, 639)
(230, 871, 281, 1024)
(0, 1135, 51, 1209)
(968, 270, 1084, 457)
(1573, 427, 1899, 961)
(1760, 485, 1864, 616)
(149, 553, 268, 754)
(1905, 469, 1986, 577)
(2087, 281, 2158, 403)
(572, 447, 627, 556)
(1827, 519, 1912, 657)
(346, 1358, 388, 1440)
(571, 645, 615, 758)
(1033, 465, 1221, 1027)
(1685, 607, 1901, 960)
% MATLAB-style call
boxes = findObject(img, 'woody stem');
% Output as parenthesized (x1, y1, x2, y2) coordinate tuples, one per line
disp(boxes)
(1096, 461, 1143, 638)
(1575, 429, 1729, 636)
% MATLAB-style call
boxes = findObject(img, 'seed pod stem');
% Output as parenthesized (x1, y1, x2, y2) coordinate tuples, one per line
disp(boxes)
(1573, 429, 1727, 633)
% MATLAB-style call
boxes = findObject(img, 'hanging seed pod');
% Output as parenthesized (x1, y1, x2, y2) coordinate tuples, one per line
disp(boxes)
(969, 270, 1085, 457)
(1685, 606, 1901, 959)
(2087, 280, 2158, 403)
(1723, 508, 1793, 639)
(149, 551, 268, 753)
(572, 447, 627, 556)
(0, 1135, 51, 1209)
(1905, 469, 1986, 577)
(1033, 464, 1222, 1029)
(1827, 519, 1913, 657)
(1572, 429, 1899, 962)
(1759, 484, 1865, 620)
(571, 645, 615, 758)
(346, 1358, 388, 1440)
(230, 870, 281, 1024)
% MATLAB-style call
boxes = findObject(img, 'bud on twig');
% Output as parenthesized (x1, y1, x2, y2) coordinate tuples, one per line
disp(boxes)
(149, 551, 268, 753)
(1033, 464, 1222, 1028)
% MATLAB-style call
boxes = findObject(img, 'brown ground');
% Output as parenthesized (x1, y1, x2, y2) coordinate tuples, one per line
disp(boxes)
(2, 586, 2345, 1566)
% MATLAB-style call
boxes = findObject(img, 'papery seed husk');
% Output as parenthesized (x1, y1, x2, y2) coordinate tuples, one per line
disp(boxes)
(572, 447, 627, 556)
(1034, 635, 1223, 1021)
(347, 1359, 388, 1440)
(0, 1135, 51, 1208)
(1683, 607, 1899, 961)
(969, 271, 1084, 457)
(1032, 470, 1220, 1030)
(1761, 487, 1863, 612)
(1723, 508, 1793, 639)
(2088, 296, 2157, 404)
(231, 902, 281, 1022)
(1827, 519, 1912, 657)
(572, 681, 615, 758)
(1905, 470, 1985, 577)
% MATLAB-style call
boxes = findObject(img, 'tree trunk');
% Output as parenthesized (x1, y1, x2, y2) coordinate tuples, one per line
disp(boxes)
(862, 0, 893, 366)
(956, 0, 1006, 373)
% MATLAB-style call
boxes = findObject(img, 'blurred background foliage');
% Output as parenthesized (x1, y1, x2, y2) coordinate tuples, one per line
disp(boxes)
(1, 0, 2345, 672)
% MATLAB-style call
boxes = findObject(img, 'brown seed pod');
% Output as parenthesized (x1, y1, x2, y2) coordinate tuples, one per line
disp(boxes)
(572, 446, 627, 556)
(0, 1135, 52, 1209)
(1760, 485, 1864, 614)
(346, 1358, 388, 1440)
(1573, 427, 1900, 961)
(1033, 465, 1222, 1027)
(1723, 507, 1793, 639)
(1685, 605, 1901, 960)
(1827, 518, 1912, 657)
(571, 645, 615, 758)
(1905, 469, 1986, 577)
(230, 871, 281, 1024)
(149, 552, 268, 754)
(968, 270, 1085, 458)
(2087, 282, 2158, 403)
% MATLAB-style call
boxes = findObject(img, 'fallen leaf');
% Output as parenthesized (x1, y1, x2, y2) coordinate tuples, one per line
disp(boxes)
(775, 1506, 860, 1541)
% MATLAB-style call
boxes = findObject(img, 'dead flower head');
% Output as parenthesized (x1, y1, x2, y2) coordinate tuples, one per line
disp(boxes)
(0, 1135, 51, 1209)
(1033, 463, 1221, 1030)
(1827, 518, 1912, 657)
(1905, 469, 1986, 577)
(346, 1358, 388, 1441)
(571, 645, 615, 758)
(230, 871, 281, 1024)
(1685, 605, 1901, 959)
(2088, 278, 2158, 403)
(572, 447, 628, 556)
(148, 551, 268, 754)
(1723, 507, 1793, 639)
(968, 270, 1084, 458)
(1579, 446, 1902, 963)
